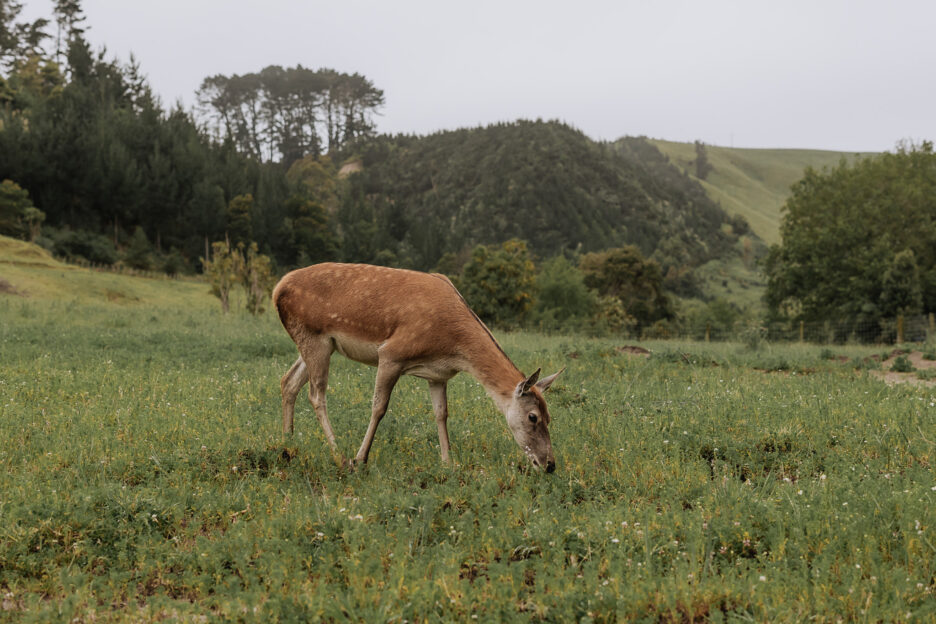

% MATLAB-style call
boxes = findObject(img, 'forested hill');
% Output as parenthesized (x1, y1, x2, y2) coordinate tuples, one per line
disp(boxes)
(344, 121, 750, 271)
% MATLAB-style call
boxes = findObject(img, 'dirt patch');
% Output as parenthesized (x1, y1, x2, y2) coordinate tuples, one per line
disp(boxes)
(869, 350, 936, 387)
(0, 277, 25, 296)
(338, 159, 363, 178)
(616, 345, 651, 358)
(105, 288, 139, 303)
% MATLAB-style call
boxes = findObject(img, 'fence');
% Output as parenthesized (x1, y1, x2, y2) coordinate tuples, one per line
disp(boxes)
(683, 313, 936, 346)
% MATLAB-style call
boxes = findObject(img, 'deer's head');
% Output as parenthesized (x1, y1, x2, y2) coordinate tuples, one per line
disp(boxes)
(505, 368, 563, 472)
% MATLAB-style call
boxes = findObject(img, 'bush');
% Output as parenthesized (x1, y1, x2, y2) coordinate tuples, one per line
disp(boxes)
(530, 256, 595, 333)
(44, 228, 118, 265)
(891, 355, 914, 373)
(459, 239, 536, 329)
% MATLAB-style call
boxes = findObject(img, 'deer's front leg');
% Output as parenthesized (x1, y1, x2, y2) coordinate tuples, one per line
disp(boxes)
(353, 360, 402, 466)
(429, 381, 451, 463)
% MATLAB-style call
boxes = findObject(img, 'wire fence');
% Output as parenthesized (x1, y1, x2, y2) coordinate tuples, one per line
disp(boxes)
(680, 314, 936, 346)
(58, 256, 203, 282)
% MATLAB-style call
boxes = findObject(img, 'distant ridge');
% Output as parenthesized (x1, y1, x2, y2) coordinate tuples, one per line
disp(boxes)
(646, 139, 874, 245)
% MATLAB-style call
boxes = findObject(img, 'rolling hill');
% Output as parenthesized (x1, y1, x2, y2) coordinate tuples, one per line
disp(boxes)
(646, 140, 874, 244)
(346, 121, 745, 276)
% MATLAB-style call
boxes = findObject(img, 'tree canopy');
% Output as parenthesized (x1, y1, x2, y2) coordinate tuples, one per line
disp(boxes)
(197, 66, 384, 164)
(764, 142, 936, 329)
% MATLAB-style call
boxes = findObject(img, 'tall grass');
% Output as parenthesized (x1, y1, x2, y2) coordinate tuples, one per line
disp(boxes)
(1, 296, 934, 621)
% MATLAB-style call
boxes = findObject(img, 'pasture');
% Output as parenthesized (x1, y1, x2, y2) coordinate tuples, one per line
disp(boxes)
(1, 279, 935, 621)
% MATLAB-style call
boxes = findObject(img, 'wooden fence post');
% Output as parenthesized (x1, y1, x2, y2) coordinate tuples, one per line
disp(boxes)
(897, 314, 904, 344)
(705, 323, 711, 343)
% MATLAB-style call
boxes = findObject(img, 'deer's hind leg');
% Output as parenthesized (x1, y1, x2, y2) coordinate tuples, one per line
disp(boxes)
(298, 335, 341, 459)
(281, 356, 309, 435)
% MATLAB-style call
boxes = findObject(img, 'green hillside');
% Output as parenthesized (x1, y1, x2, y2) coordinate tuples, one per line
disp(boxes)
(347, 122, 743, 272)
(0, 234, 214, 308)
(647, 140, 873, 244)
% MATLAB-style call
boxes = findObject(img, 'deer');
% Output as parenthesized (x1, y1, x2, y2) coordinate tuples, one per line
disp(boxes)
(272, 262, 563, 472)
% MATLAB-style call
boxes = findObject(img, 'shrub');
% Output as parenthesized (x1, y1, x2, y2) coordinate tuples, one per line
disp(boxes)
(891, 355, 914, 373)
(45, 228, 118, 265)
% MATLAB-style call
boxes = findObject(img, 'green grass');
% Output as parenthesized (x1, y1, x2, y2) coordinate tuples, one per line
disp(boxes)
(0, 234, 212, 308)
(2, 250, 936, 621)
(649, 140, 873, 246)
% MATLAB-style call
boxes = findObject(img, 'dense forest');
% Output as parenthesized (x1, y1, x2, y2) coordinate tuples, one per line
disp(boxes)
(342, 123, 748, 274)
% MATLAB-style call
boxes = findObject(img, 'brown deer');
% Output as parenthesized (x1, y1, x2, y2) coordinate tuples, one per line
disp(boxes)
(272, 263, 562, 471)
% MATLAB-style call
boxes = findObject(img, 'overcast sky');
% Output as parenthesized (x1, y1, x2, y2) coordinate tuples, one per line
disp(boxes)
(22, 0, 936, 152)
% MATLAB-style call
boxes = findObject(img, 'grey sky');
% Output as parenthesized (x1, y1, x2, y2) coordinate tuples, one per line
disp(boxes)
(23, 0, 936, 151)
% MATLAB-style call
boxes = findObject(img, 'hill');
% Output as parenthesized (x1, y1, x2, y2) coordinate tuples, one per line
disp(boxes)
(646, 140, 872, 244)
(344, 121, 748, 275)
(0, 234, 213, 307)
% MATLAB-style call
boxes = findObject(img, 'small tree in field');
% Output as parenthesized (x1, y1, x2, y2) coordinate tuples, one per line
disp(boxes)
(201, 239, 241, 313)
(240, 242, 276, 315)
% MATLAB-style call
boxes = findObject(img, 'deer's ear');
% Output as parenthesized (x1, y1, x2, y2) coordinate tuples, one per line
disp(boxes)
(515, 368, 541, 397)
(535, 368, 564, 392)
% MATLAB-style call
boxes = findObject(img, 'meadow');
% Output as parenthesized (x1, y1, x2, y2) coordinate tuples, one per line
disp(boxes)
(1, 263, 935, 621)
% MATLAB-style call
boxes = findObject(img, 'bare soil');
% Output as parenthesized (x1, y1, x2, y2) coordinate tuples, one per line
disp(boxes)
(870, 350, 936, 387)
(616, 345, 651, 358)
(0, 277, 24, 296)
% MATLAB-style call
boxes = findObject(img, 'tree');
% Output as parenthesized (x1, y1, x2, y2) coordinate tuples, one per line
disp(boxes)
(52, 0, 84, 64)
(531, 255, 595, 332)
(765, 142, 936, 331)
(694, 140, 714, 180)
(282, 194, 338, 266)
(239, 241, 275, 315)
(122, 225, 152, 270)
(0, 178, 34, 237)
(22, 204, 44, 241)
(579, 245, 673, 332)
(226, 193, 254, 245)
(196, 65, 384, 161)
(459, 239, 536, 328)
(201, 239, 240, 313)
(880, 249, 923, 318)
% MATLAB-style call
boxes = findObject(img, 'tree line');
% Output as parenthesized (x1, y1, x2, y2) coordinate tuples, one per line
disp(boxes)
(196, 66, 383, 165)
(765, 142, 936, 341)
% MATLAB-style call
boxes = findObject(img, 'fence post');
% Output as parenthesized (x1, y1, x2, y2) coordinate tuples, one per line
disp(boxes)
(897, 314, 904, 344)
(705, 323, 711, 343)
(799, 320, 804, 343)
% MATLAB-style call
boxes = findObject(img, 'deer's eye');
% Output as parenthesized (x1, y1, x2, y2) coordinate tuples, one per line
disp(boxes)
(528, 413, 538, 424)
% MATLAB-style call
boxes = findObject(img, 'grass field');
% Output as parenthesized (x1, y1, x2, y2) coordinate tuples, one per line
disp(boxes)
(2, 253, 936, 621)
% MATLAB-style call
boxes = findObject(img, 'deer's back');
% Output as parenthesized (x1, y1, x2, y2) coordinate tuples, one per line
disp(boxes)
(273, 263, 477, 359)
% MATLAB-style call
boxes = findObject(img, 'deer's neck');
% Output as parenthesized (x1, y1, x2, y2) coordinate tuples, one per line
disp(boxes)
(463, 335, 524, 413)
